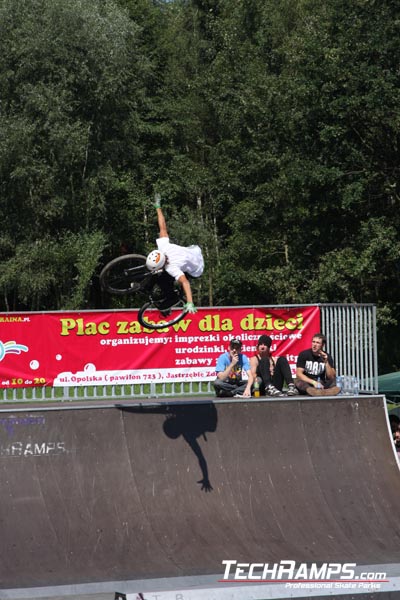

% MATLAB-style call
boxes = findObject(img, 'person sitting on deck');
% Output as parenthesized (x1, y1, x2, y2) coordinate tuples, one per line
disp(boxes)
(294, 333, 340, 396)
(213, 338, 253, 398)
(250, 334, 299, 397)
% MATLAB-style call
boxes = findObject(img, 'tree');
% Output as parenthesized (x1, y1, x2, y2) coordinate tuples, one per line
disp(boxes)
(0, 0, 148, 309)
(1, 0, 400, 369)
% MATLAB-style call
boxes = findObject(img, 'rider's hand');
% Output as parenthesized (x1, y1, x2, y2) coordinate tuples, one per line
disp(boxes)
(154, 193, 161, 209)
(184, 302, 197, 314)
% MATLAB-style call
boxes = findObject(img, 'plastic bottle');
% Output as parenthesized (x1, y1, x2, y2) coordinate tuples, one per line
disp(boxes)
(336, 375, 342, 395)
(253, 378, 260, 398)
(353, 376, 360, 396)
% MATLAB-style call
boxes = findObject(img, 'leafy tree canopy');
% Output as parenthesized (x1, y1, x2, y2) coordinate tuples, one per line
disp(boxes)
(0, 0, 399, 370)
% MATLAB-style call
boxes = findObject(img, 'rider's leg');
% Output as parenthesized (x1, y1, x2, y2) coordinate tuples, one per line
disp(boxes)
(153, 272, 180, 307)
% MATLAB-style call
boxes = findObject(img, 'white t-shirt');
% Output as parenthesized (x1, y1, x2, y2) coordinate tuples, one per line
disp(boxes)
(156, 237, 204, 280)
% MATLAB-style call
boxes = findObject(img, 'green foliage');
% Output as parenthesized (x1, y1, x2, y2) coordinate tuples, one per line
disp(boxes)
(0, 231, 106, 310)
(0, 0, 149, 308)
(0, 0, 399, 368)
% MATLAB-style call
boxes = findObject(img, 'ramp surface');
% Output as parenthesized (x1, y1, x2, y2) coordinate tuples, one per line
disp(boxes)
(0, 395, 399, 589)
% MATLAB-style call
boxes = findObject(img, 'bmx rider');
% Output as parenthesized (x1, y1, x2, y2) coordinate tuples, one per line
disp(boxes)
(146, 194, 204, 314)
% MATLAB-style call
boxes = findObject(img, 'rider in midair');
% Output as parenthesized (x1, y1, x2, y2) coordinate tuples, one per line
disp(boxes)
(145, 194, 204, 314)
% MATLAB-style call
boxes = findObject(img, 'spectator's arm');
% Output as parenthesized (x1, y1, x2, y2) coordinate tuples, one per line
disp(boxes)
(325, 360, 336, 379)
(296, 366, 318, 387)
(320, 351, 336, 380)
(243, 370, 253, 397)
(216, 353, 237, 381)
(216, 362, 233, 380)
(249, 356, 258, 380)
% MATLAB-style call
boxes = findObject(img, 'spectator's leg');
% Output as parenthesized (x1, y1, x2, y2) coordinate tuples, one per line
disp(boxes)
(213, 379, 237, 397)
(233, 381, 247, 396)
(294, 378, 311, 395)
(322, 380, 340, 395)
(272, 357, 298, 395)
(271, 357, 293, 390)
(258, 357, 272, 389)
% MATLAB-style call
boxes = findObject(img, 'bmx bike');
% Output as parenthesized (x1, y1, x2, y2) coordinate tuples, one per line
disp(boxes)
(99, 254, 189, 330)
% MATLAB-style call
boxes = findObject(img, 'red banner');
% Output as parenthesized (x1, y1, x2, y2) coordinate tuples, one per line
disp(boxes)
(0, 306, 320, 388)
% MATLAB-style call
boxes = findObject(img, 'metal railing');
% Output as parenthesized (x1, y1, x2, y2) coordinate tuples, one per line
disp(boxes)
(320, 303, 377, 394)
(0, 304, 378, 404)
(0, 380, 215, 404)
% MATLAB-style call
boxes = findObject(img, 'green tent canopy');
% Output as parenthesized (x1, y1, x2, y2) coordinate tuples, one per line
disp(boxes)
(378, 371, 400, 400)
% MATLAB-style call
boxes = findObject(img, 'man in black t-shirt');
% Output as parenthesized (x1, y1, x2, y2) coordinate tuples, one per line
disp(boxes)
(295, 333, 340, 396)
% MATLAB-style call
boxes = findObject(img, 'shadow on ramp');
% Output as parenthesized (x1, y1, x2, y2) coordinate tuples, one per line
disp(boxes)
(119, 402, 217, 492)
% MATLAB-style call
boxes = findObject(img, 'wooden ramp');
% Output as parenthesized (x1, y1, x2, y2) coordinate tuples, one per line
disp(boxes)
(0, 395, 399, 591)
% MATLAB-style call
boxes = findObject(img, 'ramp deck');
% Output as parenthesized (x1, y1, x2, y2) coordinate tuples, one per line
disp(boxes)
(0, 395, 399, 594)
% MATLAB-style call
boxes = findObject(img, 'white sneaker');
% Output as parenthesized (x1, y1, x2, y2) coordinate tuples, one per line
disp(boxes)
(287, 383, 299, 396)
(266, 385, 284, 397)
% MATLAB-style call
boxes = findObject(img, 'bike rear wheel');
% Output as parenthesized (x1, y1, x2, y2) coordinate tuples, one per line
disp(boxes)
(138, 298, 188, 330)
(100, 254, 147, 295)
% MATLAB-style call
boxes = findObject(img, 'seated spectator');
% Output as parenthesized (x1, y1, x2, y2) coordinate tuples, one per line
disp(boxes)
(213, 338, 253, 398)
(295, 333, 340, 396)
(250, 335, 299, 397)
(389, 414, 400, 434)
(393, 429, 400, 458)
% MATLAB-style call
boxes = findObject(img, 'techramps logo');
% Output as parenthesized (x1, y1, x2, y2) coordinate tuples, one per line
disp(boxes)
(220, 559, 388, 590)
(115, 561, 391, 599)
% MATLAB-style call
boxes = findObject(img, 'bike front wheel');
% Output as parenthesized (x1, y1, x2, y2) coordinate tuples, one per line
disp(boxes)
(138, 299, 188, 330)
(100, 254, 147, 295)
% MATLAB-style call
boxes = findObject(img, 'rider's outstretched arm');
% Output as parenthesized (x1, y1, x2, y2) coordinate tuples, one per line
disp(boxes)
(154, 193, 197, 314)
(154, 194, 168, 238)
(156, 207, 168, 238)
